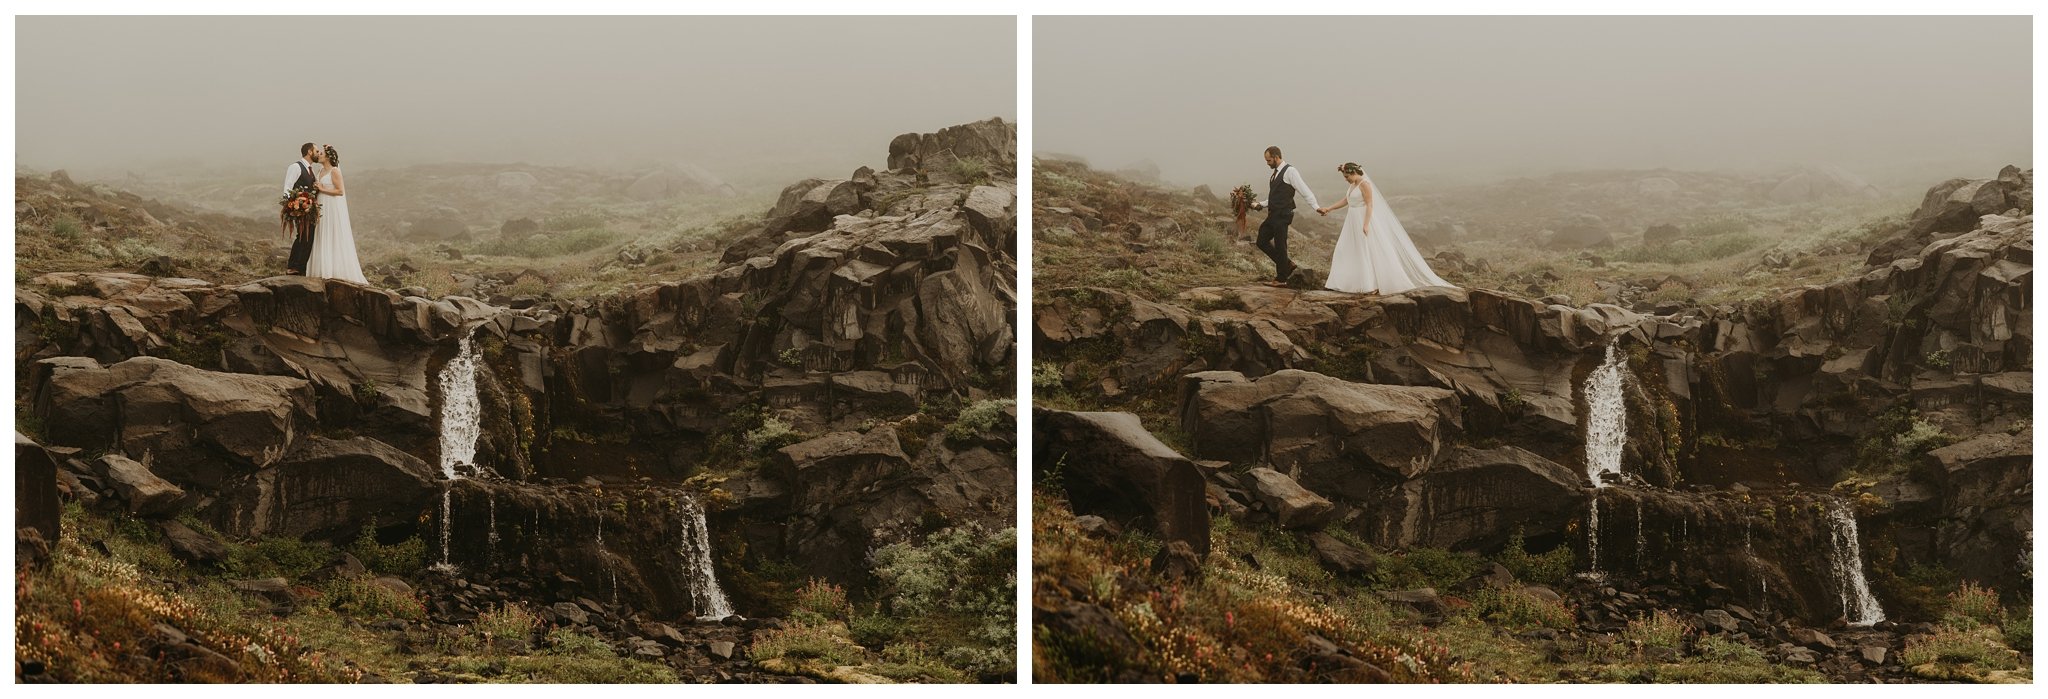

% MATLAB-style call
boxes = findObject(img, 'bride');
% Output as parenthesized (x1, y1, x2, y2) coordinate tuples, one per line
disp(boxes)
(1317, 162, 1454, 295)
(306, 144, 368, 284)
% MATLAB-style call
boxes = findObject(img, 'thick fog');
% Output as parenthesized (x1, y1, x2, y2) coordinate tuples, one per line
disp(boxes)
(1036, 16, 2030, 191)
(17, 16, 1015, 184)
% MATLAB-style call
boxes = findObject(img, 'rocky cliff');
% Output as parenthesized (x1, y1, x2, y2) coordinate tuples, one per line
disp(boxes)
(16, 118, 1018, 682)
(1034, 165, 2030, 681)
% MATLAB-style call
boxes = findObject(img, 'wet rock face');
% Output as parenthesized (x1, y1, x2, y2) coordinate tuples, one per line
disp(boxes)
(208, 436, 440, 541)
(436, 480, 734, 620)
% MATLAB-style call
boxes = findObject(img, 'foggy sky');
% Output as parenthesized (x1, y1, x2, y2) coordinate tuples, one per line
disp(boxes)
(1037, 16, 2030, 191)
(18, 16, 1015, 181)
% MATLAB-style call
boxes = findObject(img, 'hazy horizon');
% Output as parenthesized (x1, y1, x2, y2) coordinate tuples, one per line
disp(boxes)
(1037, 16, 2030, 192)
(17, 16, 1016, 184)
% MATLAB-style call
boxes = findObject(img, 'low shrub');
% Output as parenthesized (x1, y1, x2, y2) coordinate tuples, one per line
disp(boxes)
(346, 523, 426, 576)
(1944, 581, 2005, 627)
(1901, 623, 2021, 676)
(791, 578, 850, 626)
(945, 398, 1014, 442)
(746, 416, 805, 454)
(750, 622, 864, 667)
(1461, 587, 1574, 631)
(544, 627, 616, 659)
(324, 575, 426, 621)
(1496, 528, 1574, 586)
(474, 602, 543, 645)
(1621, 610, 1693, 653)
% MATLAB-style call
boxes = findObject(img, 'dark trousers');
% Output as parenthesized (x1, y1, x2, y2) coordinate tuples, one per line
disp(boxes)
(287, 228, 315, 274)
(1256, 209, 1295, 280)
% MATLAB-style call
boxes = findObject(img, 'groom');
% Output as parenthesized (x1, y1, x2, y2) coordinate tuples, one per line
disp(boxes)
(1249, 146, 1319, 286)
(282, 142, 319, 275)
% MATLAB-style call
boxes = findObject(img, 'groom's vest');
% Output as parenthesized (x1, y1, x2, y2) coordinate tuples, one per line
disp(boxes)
(290, 161, 316, 191)
(1268, 164, 1296, 214)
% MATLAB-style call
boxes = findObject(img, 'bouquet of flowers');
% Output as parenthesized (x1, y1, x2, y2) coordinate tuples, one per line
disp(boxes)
(279, 185, 321, 240)
(1229, 184, 1257, 237)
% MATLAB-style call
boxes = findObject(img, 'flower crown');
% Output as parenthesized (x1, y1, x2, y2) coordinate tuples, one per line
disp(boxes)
(1338, 163, 1364, 176)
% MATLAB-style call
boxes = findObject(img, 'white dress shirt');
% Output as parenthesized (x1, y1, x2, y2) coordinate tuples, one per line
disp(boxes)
(1258, 161, 1320, 210)
(283, 158, 314, 194)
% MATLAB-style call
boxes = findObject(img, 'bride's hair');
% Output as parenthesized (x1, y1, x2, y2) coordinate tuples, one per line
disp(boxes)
(322, 145, 341, 167)
(1339, 162, 1364, 176)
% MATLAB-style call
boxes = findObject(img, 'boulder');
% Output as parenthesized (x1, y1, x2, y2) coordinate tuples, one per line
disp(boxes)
(1307, 532, 1376, 575)
(1034, 409, 1210, 555)
(15, 434, 62, 558)
(1789, 627, 1837, 651)
(1699, 609, 1739, 634)
(772, 427, 910, 508)
(961, 184, 1017, 246)
(207, 436, 440, 539)
(1179, 370, 1460, 500)
(33, 356, 314, 489)
(1379, 588, 1442, 614)
(887, 117, 1017, 175)
(1243, 467, 1334, 530)
(764, 178, 860, 233)
(1150, 540, 1203, 582)
(90, 454, 187, 516)
(1392, 445, 1586, 550)
(158, 520, 228, 564)
(1922, 430, 2032, 591)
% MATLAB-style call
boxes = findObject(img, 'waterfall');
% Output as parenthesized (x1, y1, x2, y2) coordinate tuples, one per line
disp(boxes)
(1824, 498, 1887, 626)
(1581, 342, 1630, 573)
(1587, 497, 1602, 572)
(485, 493, 500, 568)
(1584, 342, 1629, 486)
(678, 496, 735, 619)
(1634, 499, 1646, 572)
(438, 331, 483, 479)
(432, 329, 485, 572)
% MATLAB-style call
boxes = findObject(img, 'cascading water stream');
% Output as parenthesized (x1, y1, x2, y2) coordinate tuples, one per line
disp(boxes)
(678, 497, 736, 619)
(1824, 498, 1887, 626)
(1634, 499, 1646, 572)
(486, 493, 500, 568)
(1581, 342, 1630, 573)
(433, 329, 484, 572)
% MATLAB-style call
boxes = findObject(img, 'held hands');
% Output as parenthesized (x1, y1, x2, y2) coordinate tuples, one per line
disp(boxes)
(1315, 207, 1330, 216)
(1249, 201, 1264, 211)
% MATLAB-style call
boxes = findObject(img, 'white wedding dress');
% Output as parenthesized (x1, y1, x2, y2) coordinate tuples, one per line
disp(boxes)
(305, 167, 368, 284)
(1325, 175, 1453, 294)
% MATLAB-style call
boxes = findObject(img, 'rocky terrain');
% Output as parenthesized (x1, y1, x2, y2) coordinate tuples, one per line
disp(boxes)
(16, 158, 773, 303)
(15, 118, 1020, 683)
(1035, 157, 1913, 311)
(1032, 162, 2032, 683)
